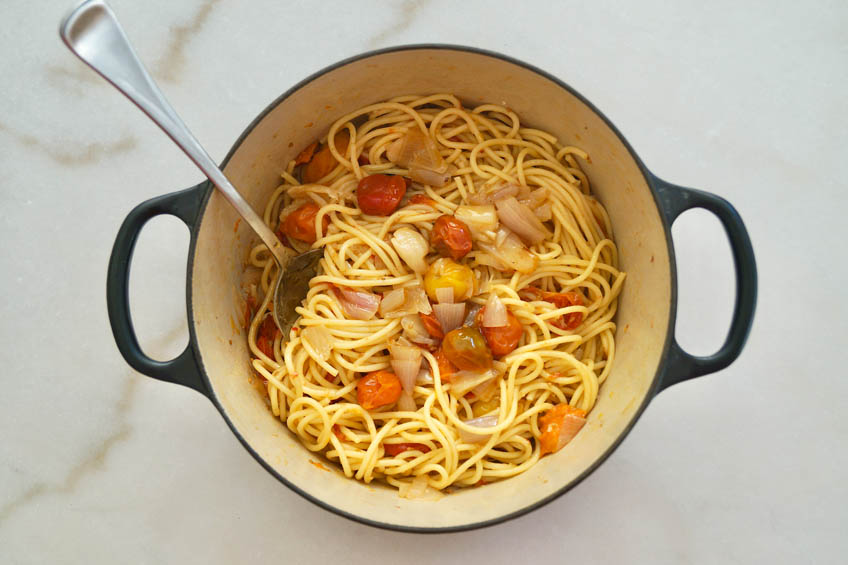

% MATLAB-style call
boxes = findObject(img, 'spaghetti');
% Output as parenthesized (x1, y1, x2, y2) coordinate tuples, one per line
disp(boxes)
(243, 94, 625, 495)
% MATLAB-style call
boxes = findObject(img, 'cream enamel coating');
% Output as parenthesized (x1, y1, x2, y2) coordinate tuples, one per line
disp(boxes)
(191, 49, 671, 529)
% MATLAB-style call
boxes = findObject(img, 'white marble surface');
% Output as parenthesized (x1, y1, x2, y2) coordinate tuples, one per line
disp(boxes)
(1, 0, 846, 562)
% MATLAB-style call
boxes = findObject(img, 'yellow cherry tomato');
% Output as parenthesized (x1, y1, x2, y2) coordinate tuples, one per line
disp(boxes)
(424, 258, 476, 302)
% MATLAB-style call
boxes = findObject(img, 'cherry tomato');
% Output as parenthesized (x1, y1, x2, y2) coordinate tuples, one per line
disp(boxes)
(357, 174, 407, 216)
(294, 141, 318, 165)
(434, 347, 457, 381)
(302, 130, 350, 183)
(281, 203, 329, 243)
(256, 316, 280, 358)
(524, 287, 584, 330)
(356, 370, 402, 410)
(442, 327, 492, 371)
(383, 443, 431, 456)
(545, 291, 584, 330)
(424, 258, 476, 302)
(538, 404, 587, 456)
(419, 311, 444, 339)
(409, 194, 437, 207)
(431, 215, 473, 259)
(476, 308, 523, 357)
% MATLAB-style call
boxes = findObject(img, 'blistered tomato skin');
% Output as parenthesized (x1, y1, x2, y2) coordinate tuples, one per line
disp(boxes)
(357, 174, 407, 216)
(477, 309, 523, 356)
(419, 311, 444, 339)
(442, 327, 493, 371)
(431, 215, 473, 259)
(302, 131, 350, 183)
(357, 370, 402, 410)
(281, 203, 329, 243)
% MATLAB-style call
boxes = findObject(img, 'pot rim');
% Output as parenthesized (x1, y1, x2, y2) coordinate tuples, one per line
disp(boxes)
(186, 44, 677, 533)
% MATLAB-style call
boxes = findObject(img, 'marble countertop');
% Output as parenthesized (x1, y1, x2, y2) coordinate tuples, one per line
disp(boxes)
(2, 0, 846, 562)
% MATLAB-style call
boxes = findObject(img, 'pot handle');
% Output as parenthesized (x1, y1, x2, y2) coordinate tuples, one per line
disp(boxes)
(653, 177, 757, 390)
(106, 183, 209, 396)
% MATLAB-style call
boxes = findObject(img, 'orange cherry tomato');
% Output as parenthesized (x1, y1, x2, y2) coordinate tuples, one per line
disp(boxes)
(434, 347, 457, 382)
(524, 287, 584, 330)
(430, 215, 473, 259)
(539, 404, 587, 456)
(356, 370, 402, 410)
(294, 141, 318, 165)
(419, 311, 444, 339)
(409, 194, 437, 207)
(476, 308, 523, 357)
(281, 202, 329, 243)
(302, 130, 350, 183)
(442, 327, 492, 371)
(356, 174, 407, 216)
(383, 443, 431, 456)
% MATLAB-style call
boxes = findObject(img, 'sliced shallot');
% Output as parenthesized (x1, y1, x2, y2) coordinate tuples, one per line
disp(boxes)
(454, 204, 498, 237)
(458, 413, 499, 443)
(397, 390, 417, 412)
(386, 128, 450, 188)
(495, 196, 549, 245)
(435, 286, 454, 304)
(433, 302, 465, 334)
(390, 227, 429, 274)
(416, 368, 433, 385)
(410, 166, 451, 187)
(481, 293, 508, 327)
(450, 368, 498, 396)
(401, 314, 439, 348)
(380, 287, 432, 318)
(301, 325, 332, 361)
(335, 286, 381, 320)
(477, 228, 538, 274)
(398, 474, 443, 500)
(388, 338, 422, 392)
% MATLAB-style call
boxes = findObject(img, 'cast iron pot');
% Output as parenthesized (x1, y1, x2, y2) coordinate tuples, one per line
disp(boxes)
(106, 46, 756, 532)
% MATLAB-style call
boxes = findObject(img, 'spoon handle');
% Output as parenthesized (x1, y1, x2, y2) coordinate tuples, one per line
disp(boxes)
(59, 0, 288, 265)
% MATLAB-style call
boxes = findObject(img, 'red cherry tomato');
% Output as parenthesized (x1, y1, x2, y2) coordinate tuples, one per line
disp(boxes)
(419, 311, 444, 339)
(281, 202, 329, 243)
(256, 316, 280, 357)
(384, 443, 431, 456)
(544, 292, 584, 330)
(430, 215, 473, 259)
(357, 174, 407, 216)
(477, 309, 523, 357)
(524, 288, 584, 330)
(409, 194, 437, 207)
(356, 370, 402, 410)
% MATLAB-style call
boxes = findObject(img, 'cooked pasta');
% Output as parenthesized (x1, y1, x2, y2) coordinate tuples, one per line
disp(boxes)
(243, 94, 625, 495)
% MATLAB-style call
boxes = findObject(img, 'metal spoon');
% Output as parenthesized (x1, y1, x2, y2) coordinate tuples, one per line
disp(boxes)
(60, 0, 321, 337)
